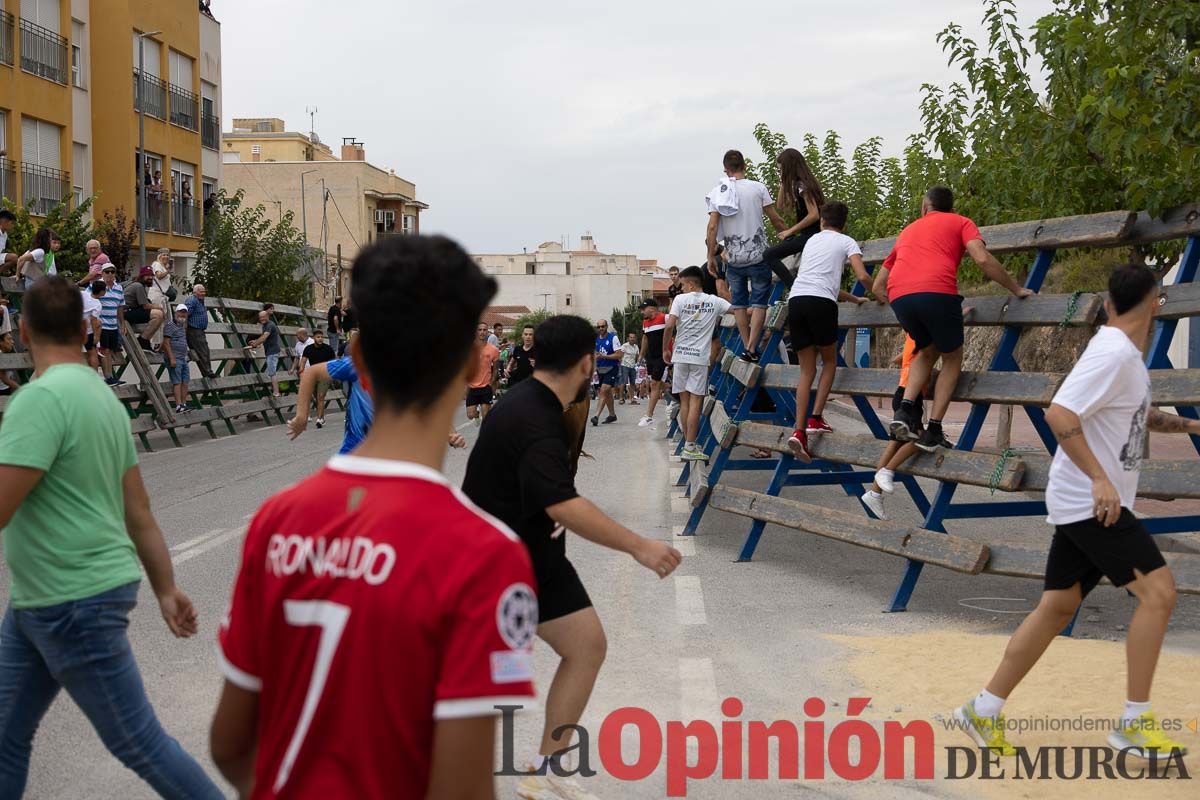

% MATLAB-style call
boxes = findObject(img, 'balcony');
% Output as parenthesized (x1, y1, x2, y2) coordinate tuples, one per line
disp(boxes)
(140, 189, 169, 232)
(201, 111, 220, 150)
(0, 158, 14, 203)
(171, 197, 201, 238)
(21, 163, 70, 215)
(169, 84, 199, 131)
(132, 69, 167, 120)
(19, 19, 67, 84)
(0, 11, 14, 67)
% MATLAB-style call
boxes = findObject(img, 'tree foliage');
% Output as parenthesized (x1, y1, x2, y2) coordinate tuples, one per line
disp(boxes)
(193, 190, 313, 307)
(1, 196, 99, 278)
(609, 300, 644, 344)
(98, 207, 138, 282)
(512, 308, 553, 335)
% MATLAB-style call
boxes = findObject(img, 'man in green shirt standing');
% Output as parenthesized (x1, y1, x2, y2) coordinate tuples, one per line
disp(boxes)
(0, 277, 222, 798)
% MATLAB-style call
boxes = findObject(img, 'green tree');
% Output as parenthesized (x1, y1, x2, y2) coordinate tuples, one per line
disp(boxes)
(97, 207, 138, 282)
(512, 308, 553, 334)
(193, 190, 313, 307)
(1, 196, 99, 279)
(609, 300, 644, 344)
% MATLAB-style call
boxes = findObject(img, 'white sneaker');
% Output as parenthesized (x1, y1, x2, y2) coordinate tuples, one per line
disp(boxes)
(861, 491, 888, 520)
(517, 773, 601, 800)
(875, 468, 895, 495)
(637, 416, 654, 427)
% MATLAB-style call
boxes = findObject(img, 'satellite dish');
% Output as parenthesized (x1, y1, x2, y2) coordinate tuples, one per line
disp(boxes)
(310, 132, 322, 144)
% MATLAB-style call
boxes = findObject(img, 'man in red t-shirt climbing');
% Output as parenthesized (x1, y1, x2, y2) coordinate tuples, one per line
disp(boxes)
(873, 186, 1033, 452)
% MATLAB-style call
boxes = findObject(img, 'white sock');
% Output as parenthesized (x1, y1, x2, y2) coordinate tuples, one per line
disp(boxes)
(866, 490, 882, 499)
(685, 441, 696, 449)
(974, 689, 1006, 718)
(1122, 700, 1152, 725)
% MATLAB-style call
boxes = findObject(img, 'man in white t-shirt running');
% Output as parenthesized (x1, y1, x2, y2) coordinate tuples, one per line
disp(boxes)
(955, 263, 1189, 761)
(663, 267, 731, 461)
(705, 150, 789, 364)
(783, 202, 872, 461)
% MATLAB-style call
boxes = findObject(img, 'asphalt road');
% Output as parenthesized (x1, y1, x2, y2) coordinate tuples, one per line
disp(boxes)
(4, 398, 1199, 799)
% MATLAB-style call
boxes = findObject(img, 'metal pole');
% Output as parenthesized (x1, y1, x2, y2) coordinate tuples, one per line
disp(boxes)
(301, 172, 307, 243)
(137, 37, 147, 271)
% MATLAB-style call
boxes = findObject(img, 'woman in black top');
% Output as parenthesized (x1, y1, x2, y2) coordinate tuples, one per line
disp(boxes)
(763, 148, 825, 285)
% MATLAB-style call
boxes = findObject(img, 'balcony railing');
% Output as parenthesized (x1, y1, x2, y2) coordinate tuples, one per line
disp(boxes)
(0, 11, 14, 67)
(171, 198, 201, 237)
(141, 188, 169, 232)
(132, 69, 167, 120)
(21, 163, 70, 215)
(169, 84, 199, 131)
(0, 158, 15, 203)
(19, 19, 67, 84)
(201, 111, 220, 150)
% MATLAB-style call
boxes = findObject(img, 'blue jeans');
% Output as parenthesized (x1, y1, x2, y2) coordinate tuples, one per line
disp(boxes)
(620, 365, 637, 387)
(0, 582, 223, 799)
(725, 262, 773, 309)
(167, 361, 190, 385)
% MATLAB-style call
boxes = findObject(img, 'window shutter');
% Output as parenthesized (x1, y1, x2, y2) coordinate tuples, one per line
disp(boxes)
(22, 117, 38, 164)
(39, 121, 61, 170)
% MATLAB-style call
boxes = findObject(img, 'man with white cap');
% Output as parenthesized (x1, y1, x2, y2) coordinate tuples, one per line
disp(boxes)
(162, 304, 192, 413)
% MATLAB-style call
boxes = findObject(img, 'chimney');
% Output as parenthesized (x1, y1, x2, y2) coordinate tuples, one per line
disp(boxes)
(340, 137, 365, 161)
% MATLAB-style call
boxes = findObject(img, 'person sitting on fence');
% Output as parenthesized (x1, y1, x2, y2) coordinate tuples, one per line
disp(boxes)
(299, 330, 335, 428)
(163, 305, 191, 414)
(873, 186, 1033, 453)
(0, 210, 16, 272)
(762, 147, 826, 286)
(0, 332, 20, 396)
(244, 310, 283, 397)
(98, 264, 125, 386)
(125, 267, 166, 352)
(0, 291, 13, 338)
(955, 262, 1192, 760)
(81, 280, 105, 373)
(783, 201, 873, 462)
(15, 228, 59, 291)
(663, 266, 732, 461)
(77, 240, 110, 288)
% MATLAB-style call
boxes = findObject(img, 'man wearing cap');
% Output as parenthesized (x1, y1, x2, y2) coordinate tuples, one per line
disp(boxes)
(183, 284, 213, 379)
(125, 267, 165, 351)
(162, 304, 192, 413)
(98, 264, 125, 386)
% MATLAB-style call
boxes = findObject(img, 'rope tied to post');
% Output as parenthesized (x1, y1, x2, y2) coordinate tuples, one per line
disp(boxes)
(989, 448, 1017, 495)
(1058, 291, 1084, 330)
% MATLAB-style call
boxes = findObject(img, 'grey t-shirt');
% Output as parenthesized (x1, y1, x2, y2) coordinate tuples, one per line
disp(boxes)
(261, 321, 281, 355)
(125, 281, 150, 309)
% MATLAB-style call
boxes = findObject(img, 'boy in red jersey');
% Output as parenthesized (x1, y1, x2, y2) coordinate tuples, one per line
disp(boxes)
(210, 236, 537, 800)
(873, 186, 1032, 452)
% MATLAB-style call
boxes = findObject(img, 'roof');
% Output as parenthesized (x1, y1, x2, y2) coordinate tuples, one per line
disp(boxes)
(487, 305, 533, 314)
(652, 278, 671, 291)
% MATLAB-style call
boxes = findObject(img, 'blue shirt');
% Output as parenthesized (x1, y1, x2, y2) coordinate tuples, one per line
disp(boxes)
(184, 294, 208, 329)
(99, 284, 124, 331)
(326, 356, 372, 454)
(162, 320, 188, 361)
(595, 331, 621, 373)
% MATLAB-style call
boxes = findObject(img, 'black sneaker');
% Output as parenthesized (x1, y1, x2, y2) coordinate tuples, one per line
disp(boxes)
(104, 376, 120, 386)
(938, 433, 956, 450)
(602, 415, 617, 424)
(137, 336, 154, 352)
(915, 427, 944, 453)
(889, 405, 919, 442)
(591, 415, 599, 427)
(737, 350, 759, 363)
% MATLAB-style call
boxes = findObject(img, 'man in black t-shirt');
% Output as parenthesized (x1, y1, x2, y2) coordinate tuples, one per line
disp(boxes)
(326, 297, 343, 354)
(667, 265, 683, 301)
(462, 315, 681, 792)
(506, 324, 536, 385)
(300, 330, 336, 427)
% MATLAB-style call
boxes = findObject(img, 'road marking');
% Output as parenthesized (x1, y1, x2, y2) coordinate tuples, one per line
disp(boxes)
(674, 576, 707, 625)
(679, 657, 720, 722)
(673, 538, 695, 557)
(172, 527, 245, 566)
(171, 528, 230, 555)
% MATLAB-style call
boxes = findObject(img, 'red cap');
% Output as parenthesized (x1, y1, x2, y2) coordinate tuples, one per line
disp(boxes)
(138, 266, 153, 278)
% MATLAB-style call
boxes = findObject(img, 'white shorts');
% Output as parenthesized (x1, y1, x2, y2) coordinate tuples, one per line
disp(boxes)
(671, 362, 708, 396)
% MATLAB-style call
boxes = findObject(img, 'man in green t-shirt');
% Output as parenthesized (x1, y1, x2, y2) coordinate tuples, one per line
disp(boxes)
(0, 277, 222, 798)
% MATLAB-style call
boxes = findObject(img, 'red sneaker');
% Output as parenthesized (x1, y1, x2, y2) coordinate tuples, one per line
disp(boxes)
(805, 416, 833, 434)
(786, 428, 812, 463)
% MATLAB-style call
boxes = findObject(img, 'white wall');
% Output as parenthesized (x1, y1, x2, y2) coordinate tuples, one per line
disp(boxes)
(491, 273, 654, 321)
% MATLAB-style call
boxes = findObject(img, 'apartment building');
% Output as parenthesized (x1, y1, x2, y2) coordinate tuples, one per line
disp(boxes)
(0, 0, 222, 255)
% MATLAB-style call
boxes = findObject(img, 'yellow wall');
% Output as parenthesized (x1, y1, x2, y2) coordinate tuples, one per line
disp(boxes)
(0, 0, 74, 201)
(223, 135, 336, 163)
(89, 0, 203, 253)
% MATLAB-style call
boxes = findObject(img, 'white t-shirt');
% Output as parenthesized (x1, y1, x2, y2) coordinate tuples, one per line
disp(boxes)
(709, 179, 773, 266)
(294, 337, 315, 360)
(620, 342, 639, 368)
(787, 230, 863, 302)
(0, 229, 8, 257)
(1045, 326, 1150, 525)
(668, 291, 732, 366)
(80, 290, 102, 324)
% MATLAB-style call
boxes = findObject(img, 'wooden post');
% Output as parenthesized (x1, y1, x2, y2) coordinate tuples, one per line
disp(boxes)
(120, 319, 175, 428)
(996, 404, 1013, 449)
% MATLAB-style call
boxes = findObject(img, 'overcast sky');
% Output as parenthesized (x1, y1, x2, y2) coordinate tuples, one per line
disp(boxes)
(218, 0, 1055, 267)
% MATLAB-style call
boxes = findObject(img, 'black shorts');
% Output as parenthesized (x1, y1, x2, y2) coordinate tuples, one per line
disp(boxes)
(125, 307, 151, 325)
(788, 295, 839, 350)
(1044, 510, 1167, 597)
(645, 357, 666, 382)
(84, 333, 96, 351)
(890, 292, 964, 354)
(465, 386, 494, 407)
(99, 328, 122, 351)
(535, 557, 593, 623)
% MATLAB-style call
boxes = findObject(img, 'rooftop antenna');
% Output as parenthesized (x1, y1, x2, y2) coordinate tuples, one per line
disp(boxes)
(306, 105, 318, 136)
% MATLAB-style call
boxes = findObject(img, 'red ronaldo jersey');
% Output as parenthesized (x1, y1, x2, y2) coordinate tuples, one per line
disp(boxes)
(218, 456, 537, 799)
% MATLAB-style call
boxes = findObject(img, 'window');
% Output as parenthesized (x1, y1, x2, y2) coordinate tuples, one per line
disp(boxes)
(21, 116, 60, 169)
(565, 295, 572, 307)
(168, 48, 192, 90)
(131, 29, 160, 76)
(21, 117, 65, 213)
(21, 0, 60, 32)
(251, 144, 261, 154)
(202, 177, 216, 199)
(402, 213, 416, 234)
(72, 141, 86, 206)
(70, 18, 83, 88)
(374, 209, 395, 233)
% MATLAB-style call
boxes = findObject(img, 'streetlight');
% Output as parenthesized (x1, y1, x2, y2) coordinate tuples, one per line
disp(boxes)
(300, 169, 318, 244)
(136, 30, 161, 272)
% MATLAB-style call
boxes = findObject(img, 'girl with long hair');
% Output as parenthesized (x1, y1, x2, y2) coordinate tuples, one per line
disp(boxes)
(16, 228, 60, 290)
(764, 148, 826, 283)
